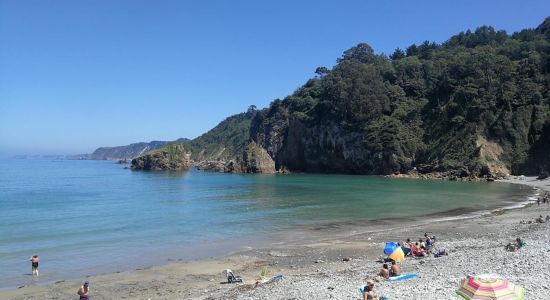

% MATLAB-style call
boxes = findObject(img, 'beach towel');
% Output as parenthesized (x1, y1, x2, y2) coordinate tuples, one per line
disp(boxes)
(387, 273, 417, 281)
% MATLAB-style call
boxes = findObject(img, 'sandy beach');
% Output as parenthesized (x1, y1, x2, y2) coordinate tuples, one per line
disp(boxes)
(2, 177, 550, 300)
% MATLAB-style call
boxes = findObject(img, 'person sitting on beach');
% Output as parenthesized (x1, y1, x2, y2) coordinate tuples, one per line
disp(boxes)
(77, 281, 90, 300)
(516, 237, 525, 249)
(505, 238, 526, 252)
(412, 242, 427, 257)
(379, 263, 390, 279)
(536, 215, 545, 223)
(363, 279, 378, 300)
(29, 255, 39, 276)
(400, 240, 412, 256)
(419, 239, 426, 250)
(403, 238, 414, 256)
(505, 242, 517, 252)
(390, 261, 401, 276)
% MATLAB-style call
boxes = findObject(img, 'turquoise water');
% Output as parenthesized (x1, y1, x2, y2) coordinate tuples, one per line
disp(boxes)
(0, 159, 532, 288)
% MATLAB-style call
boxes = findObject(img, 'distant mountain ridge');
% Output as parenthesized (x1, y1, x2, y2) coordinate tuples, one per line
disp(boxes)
(89, 139, 189, 160)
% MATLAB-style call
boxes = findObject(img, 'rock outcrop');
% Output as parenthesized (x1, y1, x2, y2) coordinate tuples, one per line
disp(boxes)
(193, 159, 243, 173)
(241, 142, 276, 174)
(131, 143, 190, 171)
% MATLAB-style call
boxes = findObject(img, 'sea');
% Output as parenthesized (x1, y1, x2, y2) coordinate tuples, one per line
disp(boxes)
(0, 159, 534, 289)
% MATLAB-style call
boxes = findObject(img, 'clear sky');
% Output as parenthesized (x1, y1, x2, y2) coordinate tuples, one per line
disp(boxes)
(0, 0, 548, 155)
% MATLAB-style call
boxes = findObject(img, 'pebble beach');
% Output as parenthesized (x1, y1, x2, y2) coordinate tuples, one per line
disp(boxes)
(2, 177, 549, 300)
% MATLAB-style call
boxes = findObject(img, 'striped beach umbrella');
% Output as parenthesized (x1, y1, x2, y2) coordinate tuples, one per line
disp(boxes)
(456, 276, 524, 300)
(383, 242, 405, 263)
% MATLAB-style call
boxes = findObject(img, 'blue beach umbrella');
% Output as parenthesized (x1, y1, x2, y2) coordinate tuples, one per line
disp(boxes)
(384, 242, 405, 262)
(384, 242, 399, 255)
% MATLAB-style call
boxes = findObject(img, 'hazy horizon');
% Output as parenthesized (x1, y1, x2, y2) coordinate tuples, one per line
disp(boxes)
(1, 0, 548, 155)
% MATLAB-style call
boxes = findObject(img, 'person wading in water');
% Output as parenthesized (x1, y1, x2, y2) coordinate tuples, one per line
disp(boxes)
(29, 255, 39, 276)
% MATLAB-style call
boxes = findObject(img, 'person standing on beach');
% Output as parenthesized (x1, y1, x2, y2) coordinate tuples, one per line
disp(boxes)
(29, 255, 39, 276)
(537, 198, 541, 206)
(77, 281, 90, 300)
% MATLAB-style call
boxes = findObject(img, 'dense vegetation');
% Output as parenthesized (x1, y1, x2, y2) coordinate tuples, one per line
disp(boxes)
(249, 18, 550, 176)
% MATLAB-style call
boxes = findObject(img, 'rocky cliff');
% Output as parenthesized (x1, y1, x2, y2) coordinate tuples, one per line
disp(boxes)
(131, 143, 190, 171)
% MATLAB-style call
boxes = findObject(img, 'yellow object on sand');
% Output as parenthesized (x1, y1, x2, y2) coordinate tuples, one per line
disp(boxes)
(388, 247, 405, 262)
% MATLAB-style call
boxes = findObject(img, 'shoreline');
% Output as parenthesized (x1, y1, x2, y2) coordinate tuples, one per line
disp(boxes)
(2, 177, 549, 299)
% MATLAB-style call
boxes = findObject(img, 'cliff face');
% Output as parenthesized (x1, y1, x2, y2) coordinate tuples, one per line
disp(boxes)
(131, 143, 190, 171)
(251, 116, 413, 175)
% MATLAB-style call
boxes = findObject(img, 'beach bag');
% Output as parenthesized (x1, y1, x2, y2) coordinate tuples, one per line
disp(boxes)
(434, 248, 448, 257)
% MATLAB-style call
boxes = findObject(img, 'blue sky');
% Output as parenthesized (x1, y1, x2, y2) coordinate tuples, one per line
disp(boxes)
(0, 0, 548, 155)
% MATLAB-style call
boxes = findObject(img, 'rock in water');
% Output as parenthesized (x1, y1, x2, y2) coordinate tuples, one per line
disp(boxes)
(131, 143, 190, 171)
(241, 141, 276, 173)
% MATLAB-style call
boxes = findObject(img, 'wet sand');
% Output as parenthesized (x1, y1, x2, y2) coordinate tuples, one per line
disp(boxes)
(2, 177, 549, 299)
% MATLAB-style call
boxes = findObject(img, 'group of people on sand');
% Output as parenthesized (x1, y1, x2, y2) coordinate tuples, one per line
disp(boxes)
(378, 261, 400, 279)
(536, 194, 549, 206)
(535, 215, 550, 223)
(402, 233, 435, 257)
(28, 255, 90, 299)
(519, 214, 550, 224)
(362, 233, 439, 300)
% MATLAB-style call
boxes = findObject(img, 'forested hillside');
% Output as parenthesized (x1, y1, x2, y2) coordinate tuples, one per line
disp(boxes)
(248, 18, 550, 176)
(181, 107, 257, 161)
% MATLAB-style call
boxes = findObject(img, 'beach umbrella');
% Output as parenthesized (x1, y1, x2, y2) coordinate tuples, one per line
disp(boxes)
(383, 242, 405, 263)
(456, 276, 524, 300)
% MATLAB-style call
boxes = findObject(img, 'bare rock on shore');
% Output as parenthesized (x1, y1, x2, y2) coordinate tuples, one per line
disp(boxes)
(193, 159, 244, 173)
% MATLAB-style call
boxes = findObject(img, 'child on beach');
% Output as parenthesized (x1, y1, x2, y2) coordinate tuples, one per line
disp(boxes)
(77, 281, 90, 300)
(29, 255, 39, 276)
